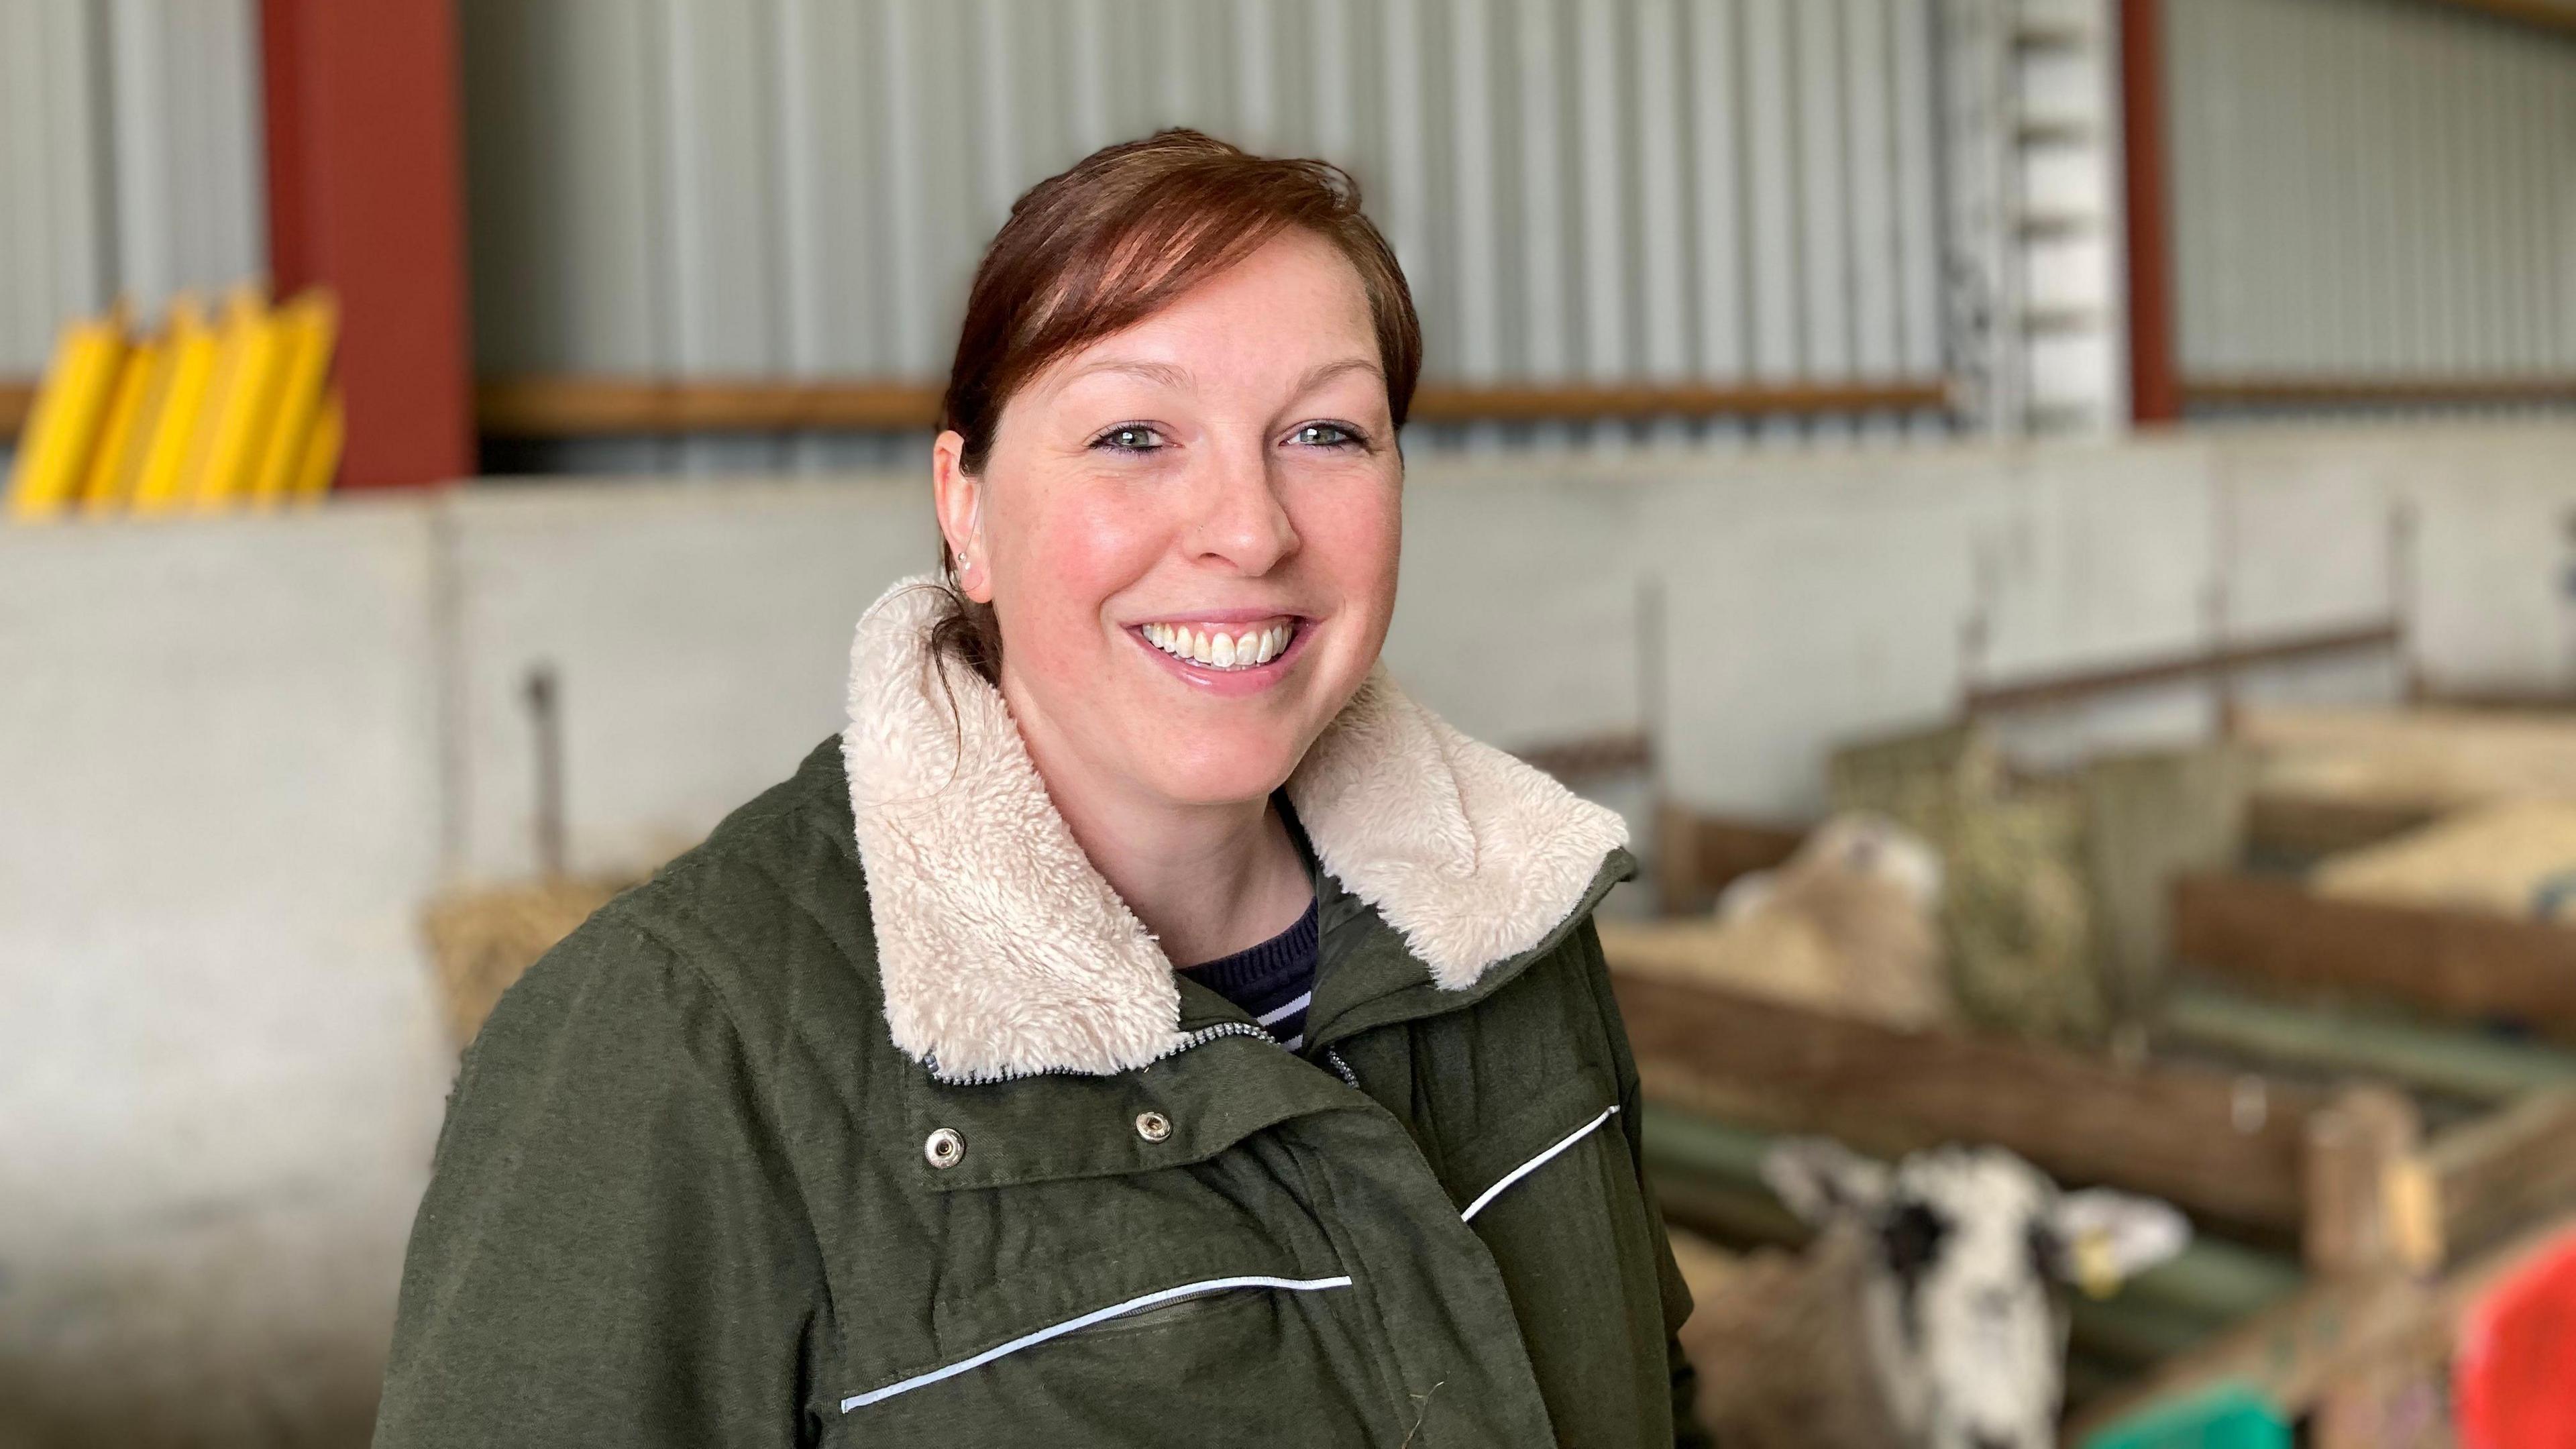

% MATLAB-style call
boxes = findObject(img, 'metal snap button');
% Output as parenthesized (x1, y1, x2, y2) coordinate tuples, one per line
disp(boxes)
(1134, 1110, 1172, 1143)
(923, 1126, 965, 1169)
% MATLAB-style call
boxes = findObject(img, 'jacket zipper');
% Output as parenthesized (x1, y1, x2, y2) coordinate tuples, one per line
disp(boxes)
(937, 1020, 1282, 1085)
(936, 1020, 1362, 1088)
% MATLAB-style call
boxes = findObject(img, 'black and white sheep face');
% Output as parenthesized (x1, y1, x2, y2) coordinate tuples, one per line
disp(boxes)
(1766, 1140, 2190, 1449)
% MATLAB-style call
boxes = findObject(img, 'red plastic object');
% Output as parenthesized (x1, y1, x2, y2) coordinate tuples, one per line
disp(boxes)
(2455, 1228, 2576, 1449)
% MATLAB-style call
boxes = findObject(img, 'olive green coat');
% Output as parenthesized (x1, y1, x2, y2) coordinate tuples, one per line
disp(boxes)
(374, 580, 1709, 1448)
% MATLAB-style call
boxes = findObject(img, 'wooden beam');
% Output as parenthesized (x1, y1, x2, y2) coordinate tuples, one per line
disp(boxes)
(2068, 1268, 2424, 1438)
(2428, 1089, 2576, 1263)
(1609, 970, 2324, 1232)
(1964, 622, 2401, 714)
(2184, 375, 2576, 410)
(474, 375, 1954, 438)
(1403, 379, 1951, 423)
(260, 0, 474, 488)
(2071, 1210, 2576, 1438)
(1650, 807, 1806, 914)
(0, 380, 31, 438)
(1638, 1104, 2306, 1324)
(2173, 871, 2576, 1041)
(2119, 0, 2181, 425)
(477, 377, 945, 437)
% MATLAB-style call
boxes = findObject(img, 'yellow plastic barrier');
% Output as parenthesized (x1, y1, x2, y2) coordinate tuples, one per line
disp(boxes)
(9, 286, 341, 521)
(6, 305, 129, 520)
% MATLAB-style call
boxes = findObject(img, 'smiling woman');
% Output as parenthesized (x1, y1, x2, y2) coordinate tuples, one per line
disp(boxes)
(373, 130, 1710, 1449)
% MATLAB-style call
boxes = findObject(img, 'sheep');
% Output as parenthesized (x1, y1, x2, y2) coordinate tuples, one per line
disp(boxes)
(1674, 1138, 2190, 1449)
(1609, 811, 1952, 1029)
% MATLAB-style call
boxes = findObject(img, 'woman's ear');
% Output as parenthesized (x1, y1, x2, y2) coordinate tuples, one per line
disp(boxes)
(931, 431, 991, 602)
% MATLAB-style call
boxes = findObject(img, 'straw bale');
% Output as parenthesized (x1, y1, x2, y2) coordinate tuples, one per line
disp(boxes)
(2243, 705, 2576, 815)
(2313, 800, 2576, 922)
(1831, 726, 2106, 1043)
(421, 876, 636, 1045)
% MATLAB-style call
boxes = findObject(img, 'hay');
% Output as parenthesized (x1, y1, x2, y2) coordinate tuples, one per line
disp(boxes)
(1831, 725, 2106, 1044)
(2242, 705, 2576, 814)
(421, 876, 636, 1044)
(2313, 800, 2576, 922)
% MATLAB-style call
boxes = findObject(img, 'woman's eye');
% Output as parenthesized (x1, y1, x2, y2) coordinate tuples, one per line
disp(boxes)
(1091, 424, 1165, 453)
(1290, 422, 1362, 449)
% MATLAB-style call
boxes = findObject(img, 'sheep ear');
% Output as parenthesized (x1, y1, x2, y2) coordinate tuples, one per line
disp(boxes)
(2047, 1189, 2190, 1293)
(1762, 1138, 1890, 1226)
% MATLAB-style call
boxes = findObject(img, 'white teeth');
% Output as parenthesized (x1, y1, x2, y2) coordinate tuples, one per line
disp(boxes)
(1141, 621, 1296, 669)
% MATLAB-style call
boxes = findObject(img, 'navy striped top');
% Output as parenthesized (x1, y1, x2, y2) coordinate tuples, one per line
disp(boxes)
(1183, 898, 1320, 1051)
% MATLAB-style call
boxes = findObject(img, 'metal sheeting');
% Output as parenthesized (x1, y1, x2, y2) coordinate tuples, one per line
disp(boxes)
(0, 0, 266, 373)
(461, 0, 1953, 455)
(2167, 0, 2576, 386)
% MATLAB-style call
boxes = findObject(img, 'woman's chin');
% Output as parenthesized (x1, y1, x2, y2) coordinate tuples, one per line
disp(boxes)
(1136, 745, 1308, 809)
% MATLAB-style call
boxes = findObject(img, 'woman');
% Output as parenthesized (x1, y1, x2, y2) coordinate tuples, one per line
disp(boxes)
(374, 130, 1707, 1449)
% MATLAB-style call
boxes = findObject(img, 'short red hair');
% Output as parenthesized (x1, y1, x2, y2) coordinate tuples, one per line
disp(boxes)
(941, 128, 1421, 476)
(930, 129, 1421, 680)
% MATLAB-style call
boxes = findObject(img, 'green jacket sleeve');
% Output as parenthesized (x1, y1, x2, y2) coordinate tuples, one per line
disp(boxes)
(1579, 919, 1719, 1449)
(373, 916, 831, 1448)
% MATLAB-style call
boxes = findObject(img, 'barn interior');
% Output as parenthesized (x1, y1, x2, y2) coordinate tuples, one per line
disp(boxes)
(8, 0, 2576, 1444)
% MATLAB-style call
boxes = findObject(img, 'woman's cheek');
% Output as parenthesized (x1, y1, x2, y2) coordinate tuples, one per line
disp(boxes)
(1300, 473, 1402, 611)
(1047, 481, 1173, 598)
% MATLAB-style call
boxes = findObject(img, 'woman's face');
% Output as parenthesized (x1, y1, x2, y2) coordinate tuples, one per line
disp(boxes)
(934, 229, 1402, 811)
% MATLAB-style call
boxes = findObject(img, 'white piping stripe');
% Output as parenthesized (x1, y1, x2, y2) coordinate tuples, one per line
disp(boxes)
(838, 1273, 1354, 1411)
(1459, 1105, 1620, 1222)
(1256, 991, 1313, 1027)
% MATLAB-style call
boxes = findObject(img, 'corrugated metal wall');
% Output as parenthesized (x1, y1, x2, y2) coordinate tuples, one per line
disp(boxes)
(0, 0, 267, 374)
(462, 0, 1957, 463)
(2167, 0, 2576, 392)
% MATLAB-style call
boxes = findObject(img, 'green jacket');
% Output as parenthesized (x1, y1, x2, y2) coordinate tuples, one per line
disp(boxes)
(375, 580, 1709, 1448)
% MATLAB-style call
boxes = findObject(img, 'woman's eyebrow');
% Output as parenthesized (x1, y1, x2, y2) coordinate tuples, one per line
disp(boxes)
(1056, 357, 1194, 390)
(1293, 358, 1385, 395)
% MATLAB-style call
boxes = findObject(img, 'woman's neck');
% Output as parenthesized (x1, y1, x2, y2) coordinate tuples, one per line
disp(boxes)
(1005, 687, 1313, 968)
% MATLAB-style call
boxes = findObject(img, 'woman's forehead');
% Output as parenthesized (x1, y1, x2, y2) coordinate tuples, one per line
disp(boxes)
(1036, 236, 1379, 394)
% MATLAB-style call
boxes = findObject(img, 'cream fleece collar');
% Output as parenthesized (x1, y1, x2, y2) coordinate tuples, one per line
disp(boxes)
(840, 576, 1628, 1083)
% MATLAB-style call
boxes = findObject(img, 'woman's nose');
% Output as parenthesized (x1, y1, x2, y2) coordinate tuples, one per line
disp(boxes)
(1180, 443, 1299, 574)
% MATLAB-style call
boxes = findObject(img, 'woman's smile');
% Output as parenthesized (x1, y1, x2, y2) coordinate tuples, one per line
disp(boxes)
(1129, 612, 1313, 688)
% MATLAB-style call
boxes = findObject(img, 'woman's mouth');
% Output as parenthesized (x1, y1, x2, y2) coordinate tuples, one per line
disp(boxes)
(1134, 618, 1304, 673)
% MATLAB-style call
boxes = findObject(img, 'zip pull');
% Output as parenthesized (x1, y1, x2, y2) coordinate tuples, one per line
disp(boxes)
(1322, 1046, 1360, 1090)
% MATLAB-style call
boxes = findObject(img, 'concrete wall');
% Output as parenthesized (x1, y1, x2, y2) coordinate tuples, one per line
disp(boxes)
(3, 419, 2573, 1442)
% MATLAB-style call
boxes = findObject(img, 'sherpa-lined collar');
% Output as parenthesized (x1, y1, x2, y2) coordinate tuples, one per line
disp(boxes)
(840, 576, 1628, 1083)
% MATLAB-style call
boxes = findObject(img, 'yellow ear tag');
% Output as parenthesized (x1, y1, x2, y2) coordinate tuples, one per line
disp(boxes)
(2073, 1228, 2123, 1300)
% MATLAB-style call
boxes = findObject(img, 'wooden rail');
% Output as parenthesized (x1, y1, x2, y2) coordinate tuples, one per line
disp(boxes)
(1651, 806, 1805, 913)
(1964, 621, 2402, 714)
(2172, 870, 2576, 1042)
(2070, 1212, 2576, 1440)
(476, 377, 944, 436)
(474, 374, 1953, 437)
(1404, 379, 1950, 424)
(0, 379, 32, 436)
(1609, 969, 2324, 1232)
